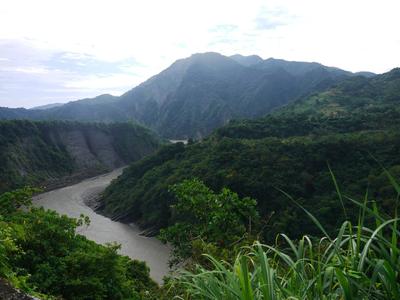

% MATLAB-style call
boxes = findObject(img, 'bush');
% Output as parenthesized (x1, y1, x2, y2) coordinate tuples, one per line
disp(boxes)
(0, 188, 158, 299)
(174, 171, 400, 299)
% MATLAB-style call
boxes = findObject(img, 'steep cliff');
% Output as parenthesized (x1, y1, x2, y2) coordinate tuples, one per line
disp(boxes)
(0, 120, 161, 193)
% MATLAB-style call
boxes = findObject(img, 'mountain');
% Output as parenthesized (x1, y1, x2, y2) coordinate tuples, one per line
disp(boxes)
(354, 71, 376, 78)
(255, 58, 349, 76)
(216, 68, 400, 139)
(0, 94, 123, 121)
(284, 68, 400, 115)
(118, 52, 354, 138)
(229, 54, 263, 66)
(0, 107, 37, 119)
(98, 68, 399, 241)
(0, 53, 373, 138)
(31, 103, 64, 110)
(0, 120, 161, 193)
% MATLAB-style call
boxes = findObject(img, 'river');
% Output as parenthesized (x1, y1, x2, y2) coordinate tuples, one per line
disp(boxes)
(32, 169, 171, 284)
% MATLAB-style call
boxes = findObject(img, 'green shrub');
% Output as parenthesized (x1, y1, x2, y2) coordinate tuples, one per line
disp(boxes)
(159, 179, 259, 265)
(0, 188, 158, 299)
(174, 171, 400, 299)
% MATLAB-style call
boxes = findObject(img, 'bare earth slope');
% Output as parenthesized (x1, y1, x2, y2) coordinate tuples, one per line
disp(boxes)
(0, 121, 161, 193)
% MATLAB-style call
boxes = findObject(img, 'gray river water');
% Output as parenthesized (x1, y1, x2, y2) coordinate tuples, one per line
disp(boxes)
(33, 169, 171, 284)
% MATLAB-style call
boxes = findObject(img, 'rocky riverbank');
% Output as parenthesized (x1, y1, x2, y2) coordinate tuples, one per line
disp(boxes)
(0, 278, 39, 300)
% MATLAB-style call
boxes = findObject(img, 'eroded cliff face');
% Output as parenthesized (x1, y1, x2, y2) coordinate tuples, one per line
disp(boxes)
(54, 129, 124, 170)
(0, 121, 161, 193)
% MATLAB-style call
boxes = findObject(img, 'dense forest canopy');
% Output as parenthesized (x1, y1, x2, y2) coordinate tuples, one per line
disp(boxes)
(100, 68, 400, 242)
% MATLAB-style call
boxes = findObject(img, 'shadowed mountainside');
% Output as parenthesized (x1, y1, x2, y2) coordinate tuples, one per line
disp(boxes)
(0, 53, 374, 139)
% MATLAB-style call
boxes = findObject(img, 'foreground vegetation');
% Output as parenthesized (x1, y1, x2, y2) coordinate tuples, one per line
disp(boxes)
(159, 179, 260, 265)
(3, 171, 397, 299)
(0, 188, 158, 299)
(164, 171, 400, 299)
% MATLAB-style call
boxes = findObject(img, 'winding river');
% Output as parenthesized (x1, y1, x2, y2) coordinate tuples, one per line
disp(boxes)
(33, 169, 171, 284)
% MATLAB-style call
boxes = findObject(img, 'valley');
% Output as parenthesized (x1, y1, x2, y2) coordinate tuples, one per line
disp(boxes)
(0, 54, 399, 299)
(2, 0, 399, 298)
(32, 169, 170, 284)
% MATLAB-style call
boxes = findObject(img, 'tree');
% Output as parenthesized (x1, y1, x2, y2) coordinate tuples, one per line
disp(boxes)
(160, 179, 259, 264)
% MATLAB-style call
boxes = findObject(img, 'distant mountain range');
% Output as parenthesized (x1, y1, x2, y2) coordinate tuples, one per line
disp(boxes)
(30, 103, 64, 110)
(0, 53, 376, 138)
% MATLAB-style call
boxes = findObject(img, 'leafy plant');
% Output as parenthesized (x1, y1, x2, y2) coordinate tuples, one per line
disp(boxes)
(0, 188, 158, 299)
(159, 179, 259, 265)
(174, 172, 400, 299)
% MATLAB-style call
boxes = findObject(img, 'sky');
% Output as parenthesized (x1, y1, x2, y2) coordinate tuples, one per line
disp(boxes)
(0, 0, 399, 108)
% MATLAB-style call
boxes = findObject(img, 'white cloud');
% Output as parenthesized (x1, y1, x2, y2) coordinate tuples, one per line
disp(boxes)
(64, 73, 142, 91)
(0, 0, 399, 107)
(12, 66, 50, 74)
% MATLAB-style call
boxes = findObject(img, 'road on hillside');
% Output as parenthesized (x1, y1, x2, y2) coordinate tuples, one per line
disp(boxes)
(33, 169, 170, 284)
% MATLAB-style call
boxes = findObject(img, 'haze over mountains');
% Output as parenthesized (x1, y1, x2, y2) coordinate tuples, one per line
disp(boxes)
(0, 53, 376, 138)
(30, 103, 64, 110)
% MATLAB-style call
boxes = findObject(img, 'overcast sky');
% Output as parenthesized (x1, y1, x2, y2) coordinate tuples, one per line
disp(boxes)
(0, 0, 399, 108)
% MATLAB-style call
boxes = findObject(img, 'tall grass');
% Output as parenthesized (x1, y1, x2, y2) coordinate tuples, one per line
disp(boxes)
(175, 171, 400, 299)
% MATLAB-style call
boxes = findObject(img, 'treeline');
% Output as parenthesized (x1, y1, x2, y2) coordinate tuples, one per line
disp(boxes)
(0, 120, 161, 194)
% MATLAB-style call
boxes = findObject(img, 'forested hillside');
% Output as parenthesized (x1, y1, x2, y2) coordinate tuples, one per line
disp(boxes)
(0, 53, 370, 138)
(0, 188, 158, 299)
(0, 121, 161, 193)
(100, 68, 400, 242)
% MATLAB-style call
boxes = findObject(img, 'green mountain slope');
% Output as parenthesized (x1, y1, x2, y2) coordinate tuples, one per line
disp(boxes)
(99, 68, 400, 240)
(216, 68, 400, 139)
(0, 53, 368, 139)
(0, 120, 161, 193)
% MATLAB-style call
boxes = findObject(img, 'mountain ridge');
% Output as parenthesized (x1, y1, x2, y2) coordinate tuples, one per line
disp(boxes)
(0, 53, 377, 138)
